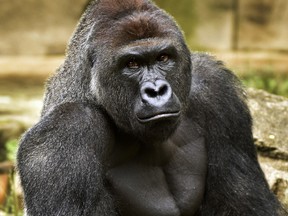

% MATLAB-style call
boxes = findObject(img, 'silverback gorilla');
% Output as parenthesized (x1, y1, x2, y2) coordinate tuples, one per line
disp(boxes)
(17, 0, 286, 216)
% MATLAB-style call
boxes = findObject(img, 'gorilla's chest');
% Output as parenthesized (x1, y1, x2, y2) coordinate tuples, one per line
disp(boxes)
(106, 123, 207, 216)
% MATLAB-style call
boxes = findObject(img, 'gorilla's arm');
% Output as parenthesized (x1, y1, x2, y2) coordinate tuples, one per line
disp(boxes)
(190, 53, 284, 216)
(17, 102, 118, 216)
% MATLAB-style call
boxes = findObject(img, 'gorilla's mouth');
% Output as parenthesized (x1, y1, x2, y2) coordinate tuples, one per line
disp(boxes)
(137, 111, 181, 124)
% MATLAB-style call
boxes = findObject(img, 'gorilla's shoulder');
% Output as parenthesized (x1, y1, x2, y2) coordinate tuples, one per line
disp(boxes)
(190, 52, 242, 93)
(42, 102, 106, 124)
(25, 102, 111, 142)
(189, 52, 247, 115)
(19, 102, 114, 157)
(191, 52, 233, 78)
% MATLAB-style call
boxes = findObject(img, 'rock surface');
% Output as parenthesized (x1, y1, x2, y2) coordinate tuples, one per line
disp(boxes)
(247, 88, 288, 207)
(248, 88, 288, 160)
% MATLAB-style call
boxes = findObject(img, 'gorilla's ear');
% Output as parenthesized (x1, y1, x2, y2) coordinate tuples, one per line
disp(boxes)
(42, 2, 99, 114)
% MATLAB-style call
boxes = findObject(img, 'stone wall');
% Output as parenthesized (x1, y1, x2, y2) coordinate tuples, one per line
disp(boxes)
(0, 0, 87, 55)
(0, 0, 288, 55)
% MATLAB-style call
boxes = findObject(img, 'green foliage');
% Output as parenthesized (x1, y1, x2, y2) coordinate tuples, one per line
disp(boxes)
(5, 140, 18, 162)
(240, 70, 288, 97)
(1, 140, 22, 216)
(0, 172, 23, 216)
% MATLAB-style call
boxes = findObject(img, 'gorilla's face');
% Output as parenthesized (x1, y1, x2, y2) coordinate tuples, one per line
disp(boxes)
(91, 38, 191, 142)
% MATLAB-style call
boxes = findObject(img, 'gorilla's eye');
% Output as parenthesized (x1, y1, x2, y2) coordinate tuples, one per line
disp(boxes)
(157, 54, 170, 63)
(127, 58, 140, 69)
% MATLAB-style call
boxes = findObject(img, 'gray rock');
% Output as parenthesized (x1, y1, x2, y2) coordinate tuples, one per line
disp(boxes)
(259, 156, 288, 207)
(247, 88, 288, 208)
(247, 88, 288, 160)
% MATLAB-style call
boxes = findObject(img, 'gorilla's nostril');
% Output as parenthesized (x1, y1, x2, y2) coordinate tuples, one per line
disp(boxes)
(143, 82, 170, 99)
(140, 80, 173, 107)
(145, 88, 158, 98)
(158, 85, 168, 96)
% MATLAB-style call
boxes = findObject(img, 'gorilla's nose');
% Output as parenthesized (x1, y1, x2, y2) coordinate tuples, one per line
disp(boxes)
(140, 80, 172, 107)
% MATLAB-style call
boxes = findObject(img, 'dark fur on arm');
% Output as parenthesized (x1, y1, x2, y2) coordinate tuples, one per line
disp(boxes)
(190, 53, 285, 216)
(17, 102, 118, 216)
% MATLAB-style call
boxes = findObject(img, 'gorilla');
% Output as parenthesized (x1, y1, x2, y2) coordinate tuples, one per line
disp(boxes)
(17, 0, 286, 215)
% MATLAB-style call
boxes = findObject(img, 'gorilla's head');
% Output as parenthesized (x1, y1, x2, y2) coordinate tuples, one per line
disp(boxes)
(88, 0, 192, 142)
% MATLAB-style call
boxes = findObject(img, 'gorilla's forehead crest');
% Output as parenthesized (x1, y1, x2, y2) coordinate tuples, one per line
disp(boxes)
(92, 0, 180, 46)
(96, 0, 149, 16)
(118, 13, 161, 39)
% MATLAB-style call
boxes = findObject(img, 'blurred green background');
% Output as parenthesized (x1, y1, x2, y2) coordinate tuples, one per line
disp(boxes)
(0, 0, 287, 215)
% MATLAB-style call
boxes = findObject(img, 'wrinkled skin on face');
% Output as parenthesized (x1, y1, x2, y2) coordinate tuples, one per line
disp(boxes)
(91, 38, 191, 142)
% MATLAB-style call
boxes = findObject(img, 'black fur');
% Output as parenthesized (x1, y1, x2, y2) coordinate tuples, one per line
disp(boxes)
(17, 0, 286, 215)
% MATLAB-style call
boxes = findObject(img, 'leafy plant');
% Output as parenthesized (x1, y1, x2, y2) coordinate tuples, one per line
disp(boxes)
(240, 70, 288, 97)
(4, 173, 23, 216)
(5, 140, 18, 162)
